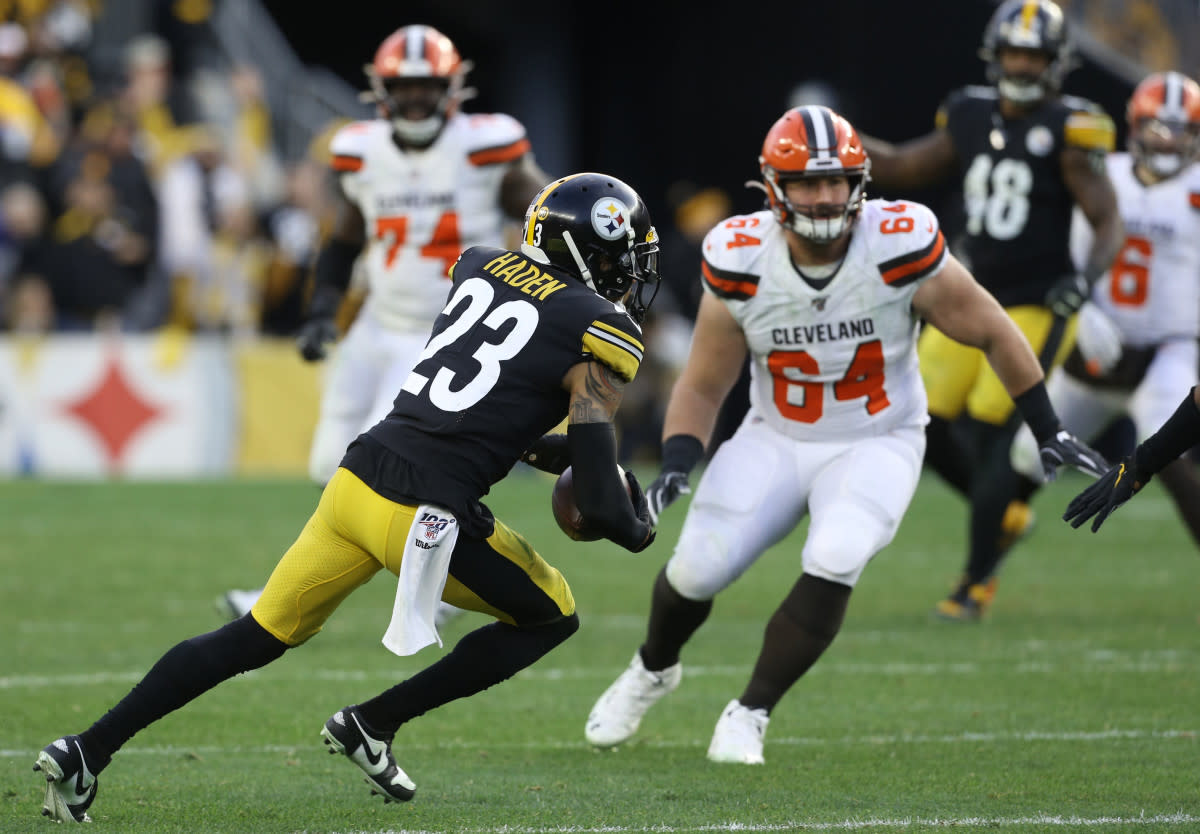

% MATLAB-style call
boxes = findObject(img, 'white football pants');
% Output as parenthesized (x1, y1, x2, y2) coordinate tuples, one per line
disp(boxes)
(665, 412, 925, 598)
(308, 309, 430, 484)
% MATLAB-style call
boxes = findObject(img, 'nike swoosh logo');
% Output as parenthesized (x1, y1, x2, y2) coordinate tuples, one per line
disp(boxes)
(350, 714, 389, 773)
(70, 739, 94, 803)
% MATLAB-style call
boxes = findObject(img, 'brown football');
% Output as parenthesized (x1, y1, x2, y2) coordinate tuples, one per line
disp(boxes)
(552, 465, 628, 541)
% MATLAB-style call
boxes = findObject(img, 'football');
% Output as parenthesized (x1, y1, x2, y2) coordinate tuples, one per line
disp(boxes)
(552, 465, 628, 541)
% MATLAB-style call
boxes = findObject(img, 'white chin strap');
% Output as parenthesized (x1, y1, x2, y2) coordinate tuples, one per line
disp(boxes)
(392, 114, 444, 146)
(997, 77, 1045, 104)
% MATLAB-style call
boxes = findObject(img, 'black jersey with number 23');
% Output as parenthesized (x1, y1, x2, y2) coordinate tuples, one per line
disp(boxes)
(342, 245, 645, 536)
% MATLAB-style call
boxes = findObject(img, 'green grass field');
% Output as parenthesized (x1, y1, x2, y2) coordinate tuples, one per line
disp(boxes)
(2, 469, 1198, 833)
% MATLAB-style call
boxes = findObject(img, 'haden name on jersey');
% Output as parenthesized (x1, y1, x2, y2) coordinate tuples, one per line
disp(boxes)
(772, 317, 876, 347)
(480, 251, 570, 302)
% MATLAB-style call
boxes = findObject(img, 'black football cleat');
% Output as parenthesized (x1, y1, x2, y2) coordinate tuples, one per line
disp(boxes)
(34, 735, 99, 823)
(321, 706, 416, 803)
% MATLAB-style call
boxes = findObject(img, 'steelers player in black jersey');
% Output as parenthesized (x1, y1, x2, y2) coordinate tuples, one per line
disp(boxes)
(30, 173, 660, 823)
(860, 0, 1123, 621)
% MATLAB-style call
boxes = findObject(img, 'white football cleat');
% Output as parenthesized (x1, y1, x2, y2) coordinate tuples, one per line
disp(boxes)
(586, 651, 681, 747)
(706, 699, 768, 764)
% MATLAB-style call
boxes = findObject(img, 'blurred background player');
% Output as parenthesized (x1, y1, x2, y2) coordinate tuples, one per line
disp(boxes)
(1011, 71, 1200, 543)
(858, 0, 1123, 620)
(219, 23, 548, 621)
(585, 106, 1105, 766)
(33, 172, 659, 822)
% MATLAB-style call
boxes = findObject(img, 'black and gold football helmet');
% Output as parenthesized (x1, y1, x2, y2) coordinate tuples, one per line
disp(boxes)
(520, 173, 660, 322)
(980, 0, 1075, 105)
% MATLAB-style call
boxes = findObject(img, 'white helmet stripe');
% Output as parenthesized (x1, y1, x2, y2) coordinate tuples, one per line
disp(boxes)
(406, 25, 427, 62)
(1162, 71, 1186, 120)
(801, 105, 834, 158)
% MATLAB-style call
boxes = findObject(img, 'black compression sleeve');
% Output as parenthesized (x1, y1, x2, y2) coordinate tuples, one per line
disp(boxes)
(1136, 387, 1200, 475)
(308, 238, 360, 318)
(567, 422, 651, 550)
(1012, 381, 1060, 444)
(660, 434, 704, 475)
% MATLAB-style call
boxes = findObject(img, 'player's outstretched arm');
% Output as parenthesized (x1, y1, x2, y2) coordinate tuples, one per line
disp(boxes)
(1064, 386, 1200, 532)
(645, 294, 748, 524)
(297, 192, 365, 361)
(914, 254, 1107, 480)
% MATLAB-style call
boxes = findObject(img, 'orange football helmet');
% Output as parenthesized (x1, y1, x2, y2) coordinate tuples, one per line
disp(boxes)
(364, 24, 474, 145)
(1127, 71, 1200, 180)
(758, 105, 870, 242)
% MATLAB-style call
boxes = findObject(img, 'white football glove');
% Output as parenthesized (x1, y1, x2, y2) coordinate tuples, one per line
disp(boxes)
(1075, 302, 1123, 375)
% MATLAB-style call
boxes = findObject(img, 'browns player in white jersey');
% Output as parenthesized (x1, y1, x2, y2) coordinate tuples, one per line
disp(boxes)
(219, 24, 547, 621)
(1014, 72, 1200, 544)
(584, 105, 1106, 765)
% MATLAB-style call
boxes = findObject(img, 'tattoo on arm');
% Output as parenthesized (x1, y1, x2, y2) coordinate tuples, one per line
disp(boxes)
(569, 361, 625, 424)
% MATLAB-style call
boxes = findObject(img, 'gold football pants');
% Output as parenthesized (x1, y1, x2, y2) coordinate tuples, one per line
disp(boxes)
(252, 468, 575, 646)
(919, 305, 1078, 427)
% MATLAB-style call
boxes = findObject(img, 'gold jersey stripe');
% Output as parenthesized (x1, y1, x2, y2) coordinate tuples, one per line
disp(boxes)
(582, 330, 642, 382)
(587, 319, 645, 353)
(1064, 112, 1116, 151)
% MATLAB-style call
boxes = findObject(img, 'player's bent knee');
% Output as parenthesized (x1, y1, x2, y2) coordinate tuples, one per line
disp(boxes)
(803, 522, 885, 586)
(664, 531, 729, 601)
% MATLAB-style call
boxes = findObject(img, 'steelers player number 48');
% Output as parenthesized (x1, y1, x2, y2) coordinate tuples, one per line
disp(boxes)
(401, 277, 538, 410)
(962, 154, 1032, 240)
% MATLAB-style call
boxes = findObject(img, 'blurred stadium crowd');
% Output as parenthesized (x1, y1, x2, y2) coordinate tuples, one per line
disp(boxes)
(0, 0, 1195, 367)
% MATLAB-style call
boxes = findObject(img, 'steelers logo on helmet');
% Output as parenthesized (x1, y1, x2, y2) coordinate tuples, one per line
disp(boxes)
(591, 198, 632, 241)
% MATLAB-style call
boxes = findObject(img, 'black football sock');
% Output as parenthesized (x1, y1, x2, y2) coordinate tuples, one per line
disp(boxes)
(964, 419, 1021, 585)
(1157, 459, 1200, 548)
(640, 567, 712, 671)
(81, 615, 288, 767)
(923, 415, 972, 498)
(1014, 472, 1042, 504)
(356, 614, 578, 736)
(739, 573, 851, 712)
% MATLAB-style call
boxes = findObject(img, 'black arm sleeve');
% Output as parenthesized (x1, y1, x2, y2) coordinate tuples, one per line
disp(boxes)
(307, 238, 360, 319)
(567, 422, 651, 550)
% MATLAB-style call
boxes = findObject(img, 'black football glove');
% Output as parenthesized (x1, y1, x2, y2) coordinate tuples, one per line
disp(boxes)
(1044, 274, 1091, 319)
(624, 469, 657, 552)
(297, 317, 340, 362)
(521, 434, 571, 475)
(1062, 453, 1150, 532)
(645, 470, 691, 526)
(1038, 429, 1109, 481)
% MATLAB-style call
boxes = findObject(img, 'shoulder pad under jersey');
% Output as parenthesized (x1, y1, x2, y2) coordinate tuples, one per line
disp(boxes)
(328, 120, 387, 174)
(862, 199, 948, 288)
(455, 112, 532, 167)
(1060, 96, 1116, 153)
(582, 309, 644, 383)
(700, 211, 774, 301)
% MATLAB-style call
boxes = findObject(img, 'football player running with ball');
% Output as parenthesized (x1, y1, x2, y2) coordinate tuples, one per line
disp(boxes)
(1014, 73, 1200, 542)
(218, 24, 549, 623)
(859, 0, 1123, 621)
(584, 106, 1105, 766)
(33, 174, 657, 822)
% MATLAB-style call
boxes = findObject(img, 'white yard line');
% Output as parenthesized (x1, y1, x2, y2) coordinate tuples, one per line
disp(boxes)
(2, 727, 1194, 759)
(328, 813, 1200, 833)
